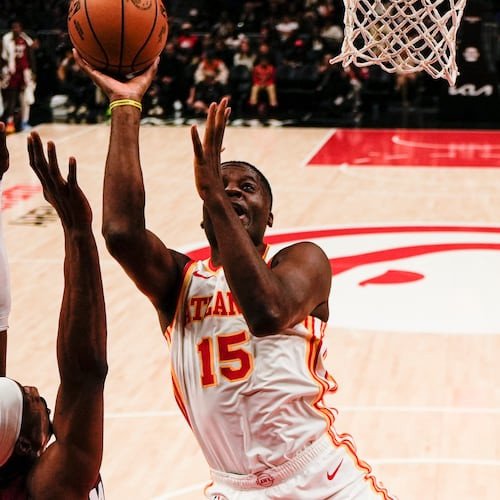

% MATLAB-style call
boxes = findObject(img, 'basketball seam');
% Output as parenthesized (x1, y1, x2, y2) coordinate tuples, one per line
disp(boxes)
(131, 0, 159, 72)
(120, 0, 126, 74)
(84, 0, 109, 68)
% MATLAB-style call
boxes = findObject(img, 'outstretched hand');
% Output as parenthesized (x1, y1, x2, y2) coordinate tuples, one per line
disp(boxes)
(0, 123, 9, 179)
(73, 49, 159, 103)
(191, 98, 231, 201)
(27, 132, 92, 230)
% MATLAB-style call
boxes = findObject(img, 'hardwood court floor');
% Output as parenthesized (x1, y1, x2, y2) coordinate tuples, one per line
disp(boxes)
(2, 123, 499, 499)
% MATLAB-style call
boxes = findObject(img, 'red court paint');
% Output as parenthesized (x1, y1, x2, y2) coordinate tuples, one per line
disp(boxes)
(307, 129, 500, 167)
(1, 185, 42, 210)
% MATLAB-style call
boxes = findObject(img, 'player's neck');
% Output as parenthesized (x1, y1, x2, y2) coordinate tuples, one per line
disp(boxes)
(209, 241, 268, 268)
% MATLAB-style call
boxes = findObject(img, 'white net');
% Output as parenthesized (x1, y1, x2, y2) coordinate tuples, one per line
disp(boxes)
(330, 0, 468, 86)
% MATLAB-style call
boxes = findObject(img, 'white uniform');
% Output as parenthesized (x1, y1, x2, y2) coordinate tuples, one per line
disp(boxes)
(89, 475, 105, 499)
(166, 246, 395, 499)
(0, 179, 11, 331)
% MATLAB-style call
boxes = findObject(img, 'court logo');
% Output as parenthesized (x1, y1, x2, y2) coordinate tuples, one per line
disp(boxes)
(183, 225, 500, 335)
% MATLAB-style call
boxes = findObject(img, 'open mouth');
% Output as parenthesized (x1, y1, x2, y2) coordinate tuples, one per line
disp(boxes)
(233, 203, 248, 222)
(232, 203, 247, 220)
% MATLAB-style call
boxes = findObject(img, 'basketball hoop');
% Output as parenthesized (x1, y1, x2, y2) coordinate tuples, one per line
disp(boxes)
(330, 0, 467, 86)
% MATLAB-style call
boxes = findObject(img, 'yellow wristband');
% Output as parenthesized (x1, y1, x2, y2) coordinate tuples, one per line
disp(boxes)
(109, 99, 142, 112)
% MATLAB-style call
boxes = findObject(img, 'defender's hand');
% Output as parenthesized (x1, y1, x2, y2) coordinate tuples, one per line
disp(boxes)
(27, 132, 92, 229)
(73, 49, 158, 103)
(191, 98, 231, 201)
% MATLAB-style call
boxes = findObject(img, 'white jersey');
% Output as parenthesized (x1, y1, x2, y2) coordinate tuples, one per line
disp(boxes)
(166, 246, 338, 475)
(89, 475, 105, 499)
(0, 179, 11, 330)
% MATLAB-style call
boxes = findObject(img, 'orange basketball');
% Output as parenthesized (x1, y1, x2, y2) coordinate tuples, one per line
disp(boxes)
(67, 0, 168, 76)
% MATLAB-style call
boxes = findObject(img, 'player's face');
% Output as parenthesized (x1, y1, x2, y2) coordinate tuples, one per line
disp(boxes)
(20, 385, 53, 454)
(11, 22, 22, 36)
(202, 165, 273, 246)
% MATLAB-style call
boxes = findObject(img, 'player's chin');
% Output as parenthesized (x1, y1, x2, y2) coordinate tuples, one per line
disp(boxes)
(236, 213, 249, 226)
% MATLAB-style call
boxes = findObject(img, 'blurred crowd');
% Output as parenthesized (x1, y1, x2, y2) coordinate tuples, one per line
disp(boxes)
(1, 0, 500, 131)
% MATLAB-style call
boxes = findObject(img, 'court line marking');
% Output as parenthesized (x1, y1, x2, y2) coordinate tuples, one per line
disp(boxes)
(152, 458, 500, 498)
(301, 128, 336, 168)
(34, 124, 100, 145)
(104, 405, 500, 419)
(392, 134, 500, 150)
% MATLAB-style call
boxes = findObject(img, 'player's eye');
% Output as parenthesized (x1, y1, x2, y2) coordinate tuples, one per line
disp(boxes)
(242, 183, 255, 192)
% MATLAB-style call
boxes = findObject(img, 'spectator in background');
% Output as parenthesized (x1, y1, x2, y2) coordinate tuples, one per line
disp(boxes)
(233, 38, 256, 70)
(249, 55, 278, 111)
(212, 11, 235, 39)
(57, 48, 100, 123)
(256, 40, 281, 67)
(237, 1, 263, 33)
(213, 38, 234, 70)
(146, 42, 186, 118)
(275, 14, 300, 43)
(320, 18, 344, 52)
(316, 57, 359, 116)
(194, 50, 229, 85)
(186, 69, 230, 118)
(176, 22, 200, 61)
(1, 19, 38, 133)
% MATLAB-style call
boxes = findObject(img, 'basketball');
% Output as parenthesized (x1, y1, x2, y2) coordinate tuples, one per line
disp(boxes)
(67, 0, 168, 76)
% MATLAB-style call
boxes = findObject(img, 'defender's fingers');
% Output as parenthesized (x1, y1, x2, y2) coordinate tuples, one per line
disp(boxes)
(27, 136, 35, 168)
(68, 157, 77, 187)
(47, 142, 65, 184)
(215, 105, 231, 153)
(27, 134, 47, 185)
(204, 102, 218, 147)
(27, 132, 46, 170)
(191, 125, 204, 161)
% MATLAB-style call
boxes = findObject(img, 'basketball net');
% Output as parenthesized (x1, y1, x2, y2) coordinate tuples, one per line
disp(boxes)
(330, 0, 467, 86)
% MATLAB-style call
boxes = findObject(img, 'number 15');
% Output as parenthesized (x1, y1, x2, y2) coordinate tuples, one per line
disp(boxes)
(196, 331, 254, 387)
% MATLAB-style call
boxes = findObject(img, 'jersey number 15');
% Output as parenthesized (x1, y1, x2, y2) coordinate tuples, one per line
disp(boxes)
(197, 331, 253, 387)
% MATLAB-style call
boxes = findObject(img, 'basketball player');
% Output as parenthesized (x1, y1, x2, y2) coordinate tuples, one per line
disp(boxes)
(0, 122, 11, 376)
(1, 19, 37, 132)
(76, 51, 394, 499)
(0, 127, 106, 499)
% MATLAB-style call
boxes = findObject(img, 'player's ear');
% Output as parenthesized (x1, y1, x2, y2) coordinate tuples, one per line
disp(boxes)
(267, 211, 274, 228)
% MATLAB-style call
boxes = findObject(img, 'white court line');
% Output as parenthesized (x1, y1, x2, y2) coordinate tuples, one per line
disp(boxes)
(104, 405, 500, 420)
(152, 458, 500, 499)
(301, 128, 336, 168)
(36, 124, 100, 145)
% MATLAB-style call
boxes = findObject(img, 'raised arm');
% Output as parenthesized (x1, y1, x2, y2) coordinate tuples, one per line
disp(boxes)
(26, 132, 107, 498)
(191, 100, 331, 336)
(0, 122, 10, 376)
(74, 51, 189, 329)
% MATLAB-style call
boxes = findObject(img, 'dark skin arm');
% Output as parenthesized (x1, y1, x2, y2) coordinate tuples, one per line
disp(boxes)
(191, 100, 331, 336)
(74, 50, 189, 330)
(0, 122, 10, 376)
(26, 133, 107, 499)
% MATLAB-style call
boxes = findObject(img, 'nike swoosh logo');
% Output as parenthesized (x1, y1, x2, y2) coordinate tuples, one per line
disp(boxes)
(327, 459, 343, 481)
